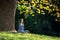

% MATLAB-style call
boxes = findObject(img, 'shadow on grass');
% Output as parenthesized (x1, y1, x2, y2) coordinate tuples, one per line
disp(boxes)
(30, 31, 60, 37)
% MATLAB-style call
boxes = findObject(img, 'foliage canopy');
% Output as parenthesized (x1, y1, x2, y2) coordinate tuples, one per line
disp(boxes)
(17, 0, 60, 21)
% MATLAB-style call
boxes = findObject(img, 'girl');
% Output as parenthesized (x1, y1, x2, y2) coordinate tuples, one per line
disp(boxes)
(18, 18, 25, 32)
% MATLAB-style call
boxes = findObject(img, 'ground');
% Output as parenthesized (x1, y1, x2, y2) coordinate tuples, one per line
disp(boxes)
(0, 32, 60, 40)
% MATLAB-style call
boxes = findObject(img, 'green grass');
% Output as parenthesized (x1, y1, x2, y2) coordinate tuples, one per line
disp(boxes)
(0, 32, 60, 40)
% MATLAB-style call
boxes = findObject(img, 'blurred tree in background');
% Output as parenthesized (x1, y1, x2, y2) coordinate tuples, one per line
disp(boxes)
(16, 0, 60, 35)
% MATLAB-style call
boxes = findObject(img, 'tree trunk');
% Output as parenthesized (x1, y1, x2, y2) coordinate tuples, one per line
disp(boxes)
(0, 0, 16, 31)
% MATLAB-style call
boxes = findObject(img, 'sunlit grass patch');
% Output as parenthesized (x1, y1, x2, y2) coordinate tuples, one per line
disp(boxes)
(0, 32, 60, 40)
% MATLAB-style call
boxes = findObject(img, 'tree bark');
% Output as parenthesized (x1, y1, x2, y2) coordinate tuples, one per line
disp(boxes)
(0, 0, 16, 31)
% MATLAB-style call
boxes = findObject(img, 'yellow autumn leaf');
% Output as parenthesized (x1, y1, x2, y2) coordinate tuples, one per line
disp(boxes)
(50, 4, 53, 7)
(31, 0, 34, 3)
(55, 6, 59, 11)
(46, 6, 49, 8)
(26, 9, 29, 13)
(37, 9, 40, 14)
(32, 14, 35, 16)
(41, 12, 45, 15)
(21, 0, 24, 3)
(40, 4, 43, 9)
(32, 3, 36, 7)
(40, 1, 43, 3)
(56, 12, 60, 17)
(30, 10, 33, 14)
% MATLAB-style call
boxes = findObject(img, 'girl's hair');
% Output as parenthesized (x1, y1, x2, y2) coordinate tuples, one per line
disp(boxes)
(19, 18, 24, 24)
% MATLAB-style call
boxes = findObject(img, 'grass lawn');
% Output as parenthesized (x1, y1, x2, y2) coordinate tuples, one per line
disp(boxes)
(0, 32, 60, 40)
